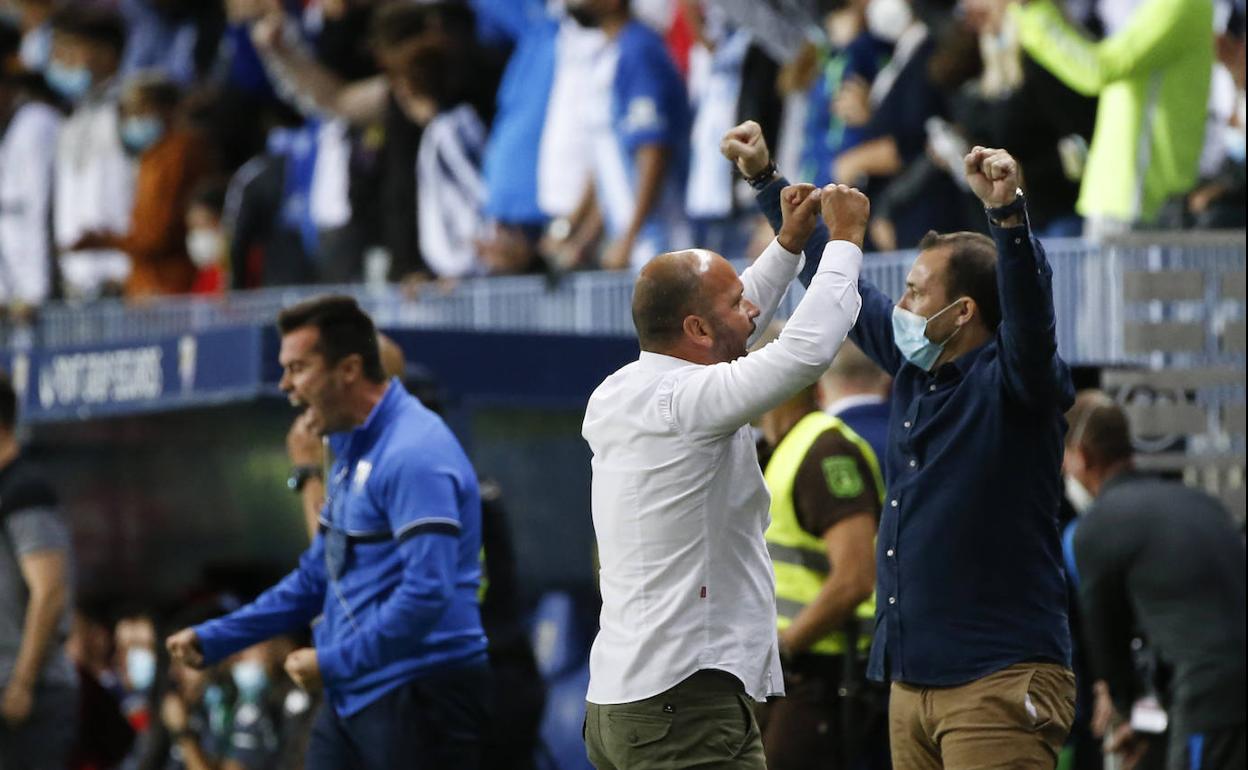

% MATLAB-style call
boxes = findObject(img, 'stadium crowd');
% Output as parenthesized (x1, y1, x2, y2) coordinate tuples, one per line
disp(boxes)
(0, 0, 1244, 317)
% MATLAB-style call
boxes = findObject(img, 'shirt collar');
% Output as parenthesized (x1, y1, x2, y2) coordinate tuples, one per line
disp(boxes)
(638, 351, 700, 371)
(1097, 467, 1140, 496)
(330, 378, 404, 457)
(826, 393, 887, 416)
(933, 338, 992, 381)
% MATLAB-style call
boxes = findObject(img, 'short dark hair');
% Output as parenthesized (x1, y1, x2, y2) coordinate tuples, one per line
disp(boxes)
(50, 7, 126, 57)
(123, 72, 182, 112)
(369, 1, 475, 53)
(0, 370, 17, 432)
(631, 258, 706, 349)
(1065, 390, 1133, 467)
(276, 295, 386, 383)
(918, 230, 1002, 329)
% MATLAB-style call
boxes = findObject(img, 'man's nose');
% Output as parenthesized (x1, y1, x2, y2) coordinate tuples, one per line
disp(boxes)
(747, 300, 760, 318)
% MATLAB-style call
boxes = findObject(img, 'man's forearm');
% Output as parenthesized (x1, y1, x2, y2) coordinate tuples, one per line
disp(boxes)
(10, 588, 67, 689)
(624, 144, 670, 242)
(785, 577, 869, 654)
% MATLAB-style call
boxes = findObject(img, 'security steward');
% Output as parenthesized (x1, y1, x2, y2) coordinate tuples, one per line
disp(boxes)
(757, 378, 885, 770)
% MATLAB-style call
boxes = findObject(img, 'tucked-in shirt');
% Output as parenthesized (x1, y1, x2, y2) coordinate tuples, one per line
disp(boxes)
(195, 380, 489, 716)
(0, 100, 61, 306)
(54, 84, 137, 298)
(1072, 472, 1246, 731)
(582, 237, 863, 704)
(756, 176, 1074, 687)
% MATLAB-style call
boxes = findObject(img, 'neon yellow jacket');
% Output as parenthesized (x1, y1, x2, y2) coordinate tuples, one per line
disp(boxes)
(1015, 0, 1213, 223)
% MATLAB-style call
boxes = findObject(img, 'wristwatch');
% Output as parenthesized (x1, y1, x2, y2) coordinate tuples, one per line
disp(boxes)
(744, 160, 778, 191)
(985, 187, 1027, 226)
(287, 465, 322, 493)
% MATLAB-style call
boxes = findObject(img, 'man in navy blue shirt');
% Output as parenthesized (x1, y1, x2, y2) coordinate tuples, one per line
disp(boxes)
(167, 295, 491, 770)
(724, 121, 1076, 768)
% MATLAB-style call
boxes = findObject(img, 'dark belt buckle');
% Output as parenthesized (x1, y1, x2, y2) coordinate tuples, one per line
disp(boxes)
(324, 527, 349, 581)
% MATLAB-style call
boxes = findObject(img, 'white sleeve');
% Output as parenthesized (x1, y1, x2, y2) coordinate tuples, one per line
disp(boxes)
(668, 240, 864, 440)
(740, 237, 804, 347)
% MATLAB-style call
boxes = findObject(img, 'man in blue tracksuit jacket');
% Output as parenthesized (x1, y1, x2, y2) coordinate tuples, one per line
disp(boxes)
(166, 295, 490, 769)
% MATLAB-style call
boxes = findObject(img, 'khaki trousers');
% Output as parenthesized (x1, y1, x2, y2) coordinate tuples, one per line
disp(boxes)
(584, 670, 766, 769)
(889, 663, 1076, 769)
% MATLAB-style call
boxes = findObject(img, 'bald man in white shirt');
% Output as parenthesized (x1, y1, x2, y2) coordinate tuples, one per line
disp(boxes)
(581, 183, 869, 769)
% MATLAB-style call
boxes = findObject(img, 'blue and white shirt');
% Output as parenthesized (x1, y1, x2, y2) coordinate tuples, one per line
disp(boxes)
(195, 380, 488, 716)
(586, 20, 691, 269)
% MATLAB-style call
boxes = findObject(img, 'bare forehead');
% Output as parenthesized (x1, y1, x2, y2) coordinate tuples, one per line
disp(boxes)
(909, 246, 952, 285)
(278, 326, 320, 362)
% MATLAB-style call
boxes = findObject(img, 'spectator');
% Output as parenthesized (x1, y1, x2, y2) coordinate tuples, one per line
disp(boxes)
(552, 0, 692, 270)
(11, 0, 53, 73)
(115, 611, 158, 760)
(801, 0, 891, 188)
(682, 4, 758, 260)
(70, 73, 211, 300)
(118, 0, 219, 87)
(1186, 16, 1245, 229)
(219, 639, 296, 770)
(834, 0, 969, 250)
(0, 23, 61, 318)
(0, 370, 79, 769)
(184, 179, 230, 295)
(1065, 391, 1246, 769)
(818, 341, 892, 472)
(49, 6, 136, 301)
(67, 605, 136, 770)
(391, 35, 489, 280)
(159, 652, 233, 770)
(1016, 0, 1215, 238)
(952, 0, 1097, 237)
(756, 375, 886, 770)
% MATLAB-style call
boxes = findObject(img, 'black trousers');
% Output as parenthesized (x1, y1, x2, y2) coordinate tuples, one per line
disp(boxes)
(306, 663, 493, 770)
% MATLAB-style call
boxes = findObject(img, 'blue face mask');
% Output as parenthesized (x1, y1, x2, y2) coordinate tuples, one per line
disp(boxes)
(120, 116, 166, 154)
(126, 647, 156, 692)
(891, 299, 965, 371)
(45, 59, 93, 102)
(231, 660, 269, 700)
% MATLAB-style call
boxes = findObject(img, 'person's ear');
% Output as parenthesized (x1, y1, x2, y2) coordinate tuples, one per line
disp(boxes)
(956, 297, 977, 328)
(337, 353, 364, 384)
(683, 315, 713, 348)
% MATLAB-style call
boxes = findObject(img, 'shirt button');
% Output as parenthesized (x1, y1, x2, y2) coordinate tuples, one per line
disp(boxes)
(929, 384, 937, 392)
(1014, 237, 1022, 244)
(888, 596, 896, 605)
(890, 499, 898, 508)
(909, 459, 917, 468)
(903, 420, 912, 429)
(886, 549, 895, 557)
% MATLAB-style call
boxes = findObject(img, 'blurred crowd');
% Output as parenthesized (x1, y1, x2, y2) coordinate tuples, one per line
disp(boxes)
(0, 0, 1244, 317)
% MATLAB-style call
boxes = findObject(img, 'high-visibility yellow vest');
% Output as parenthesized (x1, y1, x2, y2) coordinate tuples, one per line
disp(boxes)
(764, 411, 884, 656)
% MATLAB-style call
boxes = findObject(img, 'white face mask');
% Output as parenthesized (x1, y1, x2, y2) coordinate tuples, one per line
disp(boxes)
(866, 0, 914, 42)
(186, 228, 223, 269)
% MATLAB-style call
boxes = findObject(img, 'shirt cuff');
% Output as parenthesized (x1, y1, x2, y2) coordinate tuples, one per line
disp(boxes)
(813, 240, 864, 280)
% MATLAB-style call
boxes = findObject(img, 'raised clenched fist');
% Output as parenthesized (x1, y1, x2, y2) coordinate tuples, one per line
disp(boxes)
(720, 120, 772, 179)
(820, 184, 871, 249)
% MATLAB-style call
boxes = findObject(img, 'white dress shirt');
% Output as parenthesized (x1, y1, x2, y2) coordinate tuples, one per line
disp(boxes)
(582, 237, 863, 704)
